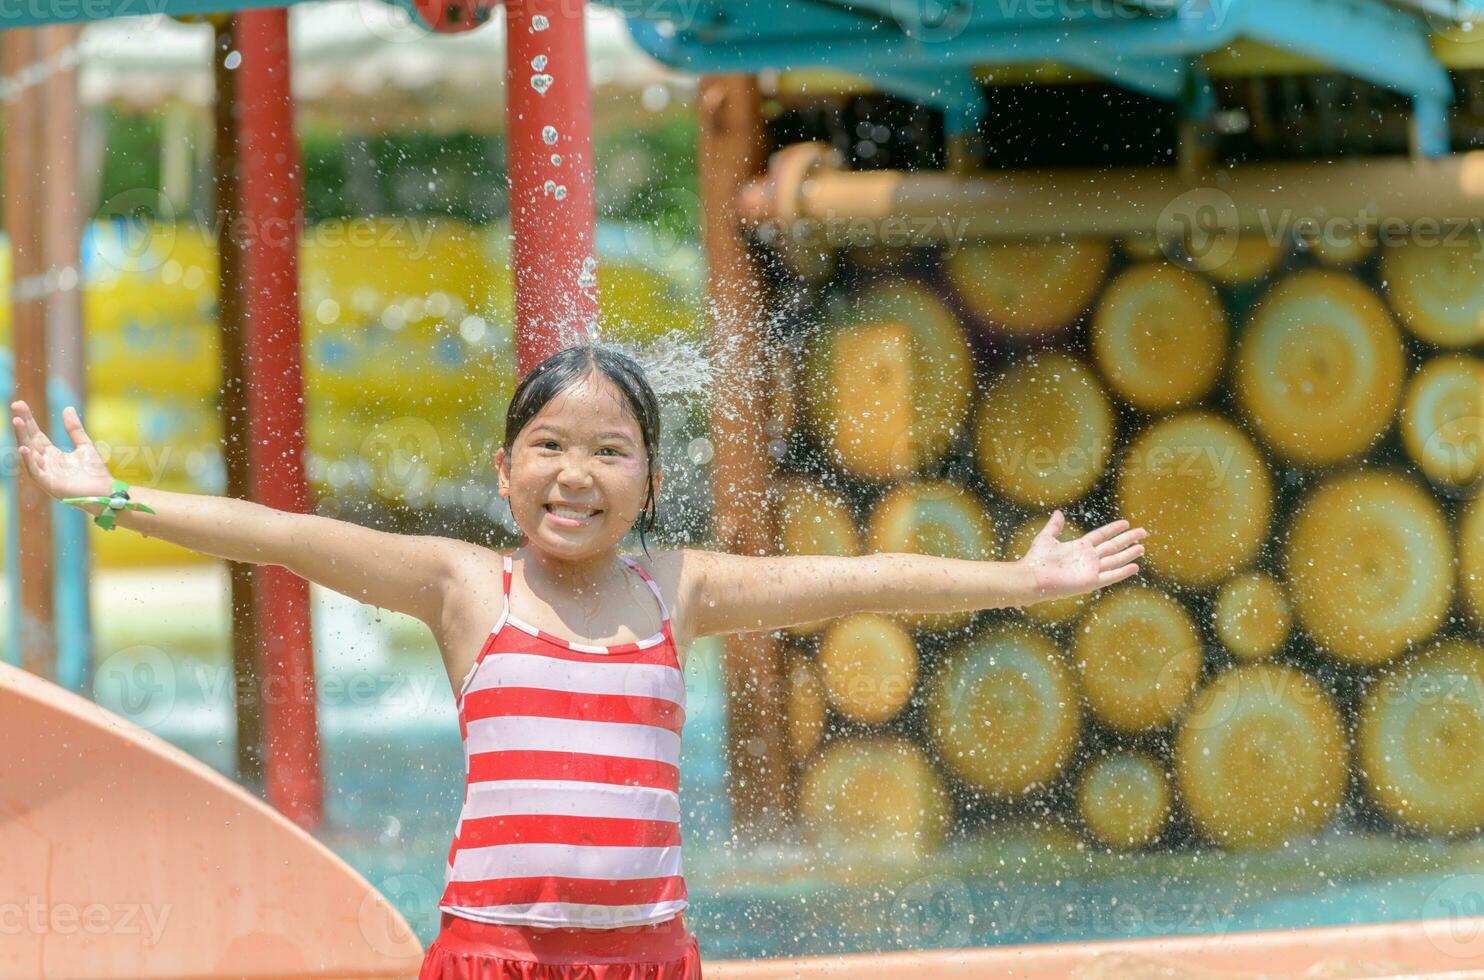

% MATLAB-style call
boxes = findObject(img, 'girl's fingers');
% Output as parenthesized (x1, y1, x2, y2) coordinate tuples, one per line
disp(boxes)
(1102, 543, 1144, 568)
(1096, 527, 1147, 556)
(12, 401, 54, 451)
(1085, 519, 1130, 547)
(17, 443, 45, 479)
(62, 406, 94, 449)
(1099, 563, 1139, 586)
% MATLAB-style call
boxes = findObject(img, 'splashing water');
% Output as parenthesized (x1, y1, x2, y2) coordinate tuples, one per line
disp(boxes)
(594, 330, 714, 400)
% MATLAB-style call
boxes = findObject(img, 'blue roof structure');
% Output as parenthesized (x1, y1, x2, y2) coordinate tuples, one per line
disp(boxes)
(0, 0, 1478, 155)
(620, 0, 1469, 155)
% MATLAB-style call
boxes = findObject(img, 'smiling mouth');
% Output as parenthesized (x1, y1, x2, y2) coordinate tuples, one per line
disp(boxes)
(544, 504, 602, 523)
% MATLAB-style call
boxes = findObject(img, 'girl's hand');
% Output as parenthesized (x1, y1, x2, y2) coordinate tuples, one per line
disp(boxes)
(1019, 510, 1146, 603)
(10, 401, 116, 502)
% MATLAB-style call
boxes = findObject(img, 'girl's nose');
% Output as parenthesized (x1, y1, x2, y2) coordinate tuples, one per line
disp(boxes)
(558, 456, 593, 485)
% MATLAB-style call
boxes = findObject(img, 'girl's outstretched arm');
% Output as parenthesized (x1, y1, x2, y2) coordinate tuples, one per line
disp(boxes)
(681, 510, 1145, 638)
(11, 400, 464, 627)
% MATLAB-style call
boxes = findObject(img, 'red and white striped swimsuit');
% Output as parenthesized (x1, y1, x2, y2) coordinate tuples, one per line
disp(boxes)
(439, 552, 688, 930)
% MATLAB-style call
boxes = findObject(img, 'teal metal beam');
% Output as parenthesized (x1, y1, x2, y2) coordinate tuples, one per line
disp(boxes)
(628, 0, 1451, 114)
(1233, 0, 1451, 101)
(1056, 49, 1188, 99)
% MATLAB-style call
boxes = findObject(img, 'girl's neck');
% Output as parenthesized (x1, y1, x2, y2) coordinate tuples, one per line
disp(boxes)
(516, 544, 625, 591)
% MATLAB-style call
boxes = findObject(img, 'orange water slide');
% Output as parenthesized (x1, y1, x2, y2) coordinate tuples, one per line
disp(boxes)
(0, 660, 424, 979)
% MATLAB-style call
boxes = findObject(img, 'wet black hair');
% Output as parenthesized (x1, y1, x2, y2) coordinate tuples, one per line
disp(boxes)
(501, 343, 662, 555)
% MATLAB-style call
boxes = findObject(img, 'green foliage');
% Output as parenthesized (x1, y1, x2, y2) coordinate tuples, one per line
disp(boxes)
(594, 112, 699, 245)
(67, 107, 698, 240)
(96, 109, 165, 217)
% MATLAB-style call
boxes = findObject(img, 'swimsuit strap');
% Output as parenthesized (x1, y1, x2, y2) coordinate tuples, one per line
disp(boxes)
(619, 555, 673, 628)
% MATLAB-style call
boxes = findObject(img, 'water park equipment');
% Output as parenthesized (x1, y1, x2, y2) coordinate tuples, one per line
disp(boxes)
(0, 659, 423, 978)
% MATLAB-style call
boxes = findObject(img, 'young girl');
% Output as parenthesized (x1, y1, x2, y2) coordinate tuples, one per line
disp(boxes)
(11, 343, 1146, 978)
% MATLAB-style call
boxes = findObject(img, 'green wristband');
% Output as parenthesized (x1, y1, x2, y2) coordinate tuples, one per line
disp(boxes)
(61, 478, 157, 531)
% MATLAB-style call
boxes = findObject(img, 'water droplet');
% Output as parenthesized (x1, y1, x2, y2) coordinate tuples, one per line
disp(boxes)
(531, 14, 549, 30)
(543, 179, 557, 195)
(553, 185, 568, 200)
(530, 54, 548, 71)
(224, 50, 242, 70)
(542, 125, 558, 145)
(530, 74, 553, 95)
(687, 437, 714, 465)
(550, 154, 562, 165)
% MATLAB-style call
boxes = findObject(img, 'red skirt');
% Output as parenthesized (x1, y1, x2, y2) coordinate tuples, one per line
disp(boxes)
(419, 910, 702, 979)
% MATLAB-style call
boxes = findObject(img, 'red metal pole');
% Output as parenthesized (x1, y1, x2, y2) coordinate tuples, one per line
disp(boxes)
(234, 8, 323, 829)
(504, 0, 598, 376)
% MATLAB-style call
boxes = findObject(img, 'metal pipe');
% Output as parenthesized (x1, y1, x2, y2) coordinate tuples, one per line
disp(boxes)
(505, 0, 598, 374)
(235, 8, 324, 830)
(736, 142, 1484, 242)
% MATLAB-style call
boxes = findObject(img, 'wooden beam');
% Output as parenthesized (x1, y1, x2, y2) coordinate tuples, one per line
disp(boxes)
(214, 16, 265, 790)
(698, 74, 792, 842)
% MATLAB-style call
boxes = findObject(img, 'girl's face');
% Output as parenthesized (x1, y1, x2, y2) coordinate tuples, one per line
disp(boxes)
(495, 371, 660, 559)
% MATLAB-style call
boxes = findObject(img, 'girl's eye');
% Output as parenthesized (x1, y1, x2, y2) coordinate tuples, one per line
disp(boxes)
(597, 447, 623, 456)
(538, 440, 561, 451)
